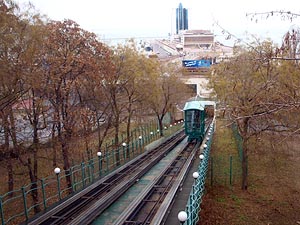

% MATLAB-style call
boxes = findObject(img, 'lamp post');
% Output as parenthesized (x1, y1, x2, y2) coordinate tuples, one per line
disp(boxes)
(178, 211, 187, 225)
(192, 171, 199, 199)
(54, 167, 61, 200)
(199, 153, 204, 160)
(122, 142, 127, 160)
(138, 136, 142, 153)
(192, 171, 199, 222)
(193, 171, 199, 180)
(97, 151, 102, 177)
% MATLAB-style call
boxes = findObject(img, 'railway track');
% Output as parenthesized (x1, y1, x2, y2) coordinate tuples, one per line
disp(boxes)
(114, 141, 200, 225)
(28, 130, 186, 225)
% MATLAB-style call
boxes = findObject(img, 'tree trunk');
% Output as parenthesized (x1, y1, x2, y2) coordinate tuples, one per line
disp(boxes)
(84, 125, 90, 160)
(126, 111, 133, 158)
(97, 113, 102, 152)
(61, 133, 72, 193)
(51, 123, 57, 167)
(240, 118, 249, 190)
(241, 144, 248, 190)
(126, 114, 131, 143)
(30, 103, 41, 213)
(57, 120, 72, 193)
(27, 157, 41, 213)
(2, 112, 14, 195)
(7, 159, 14, 197)
(8, 111, 17, 151)
(97, 115, 111, 154)
(157, 115, 164, 137)
(114, 123, 120, 166)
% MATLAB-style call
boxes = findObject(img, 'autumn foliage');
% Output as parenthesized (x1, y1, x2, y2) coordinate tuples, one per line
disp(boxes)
(0, 0, 189, 206)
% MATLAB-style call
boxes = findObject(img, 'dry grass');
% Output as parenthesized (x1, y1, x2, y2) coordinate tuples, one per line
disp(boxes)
(200, 120, 300, 225)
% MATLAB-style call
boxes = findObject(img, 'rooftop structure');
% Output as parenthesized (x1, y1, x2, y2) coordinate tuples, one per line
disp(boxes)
(180, 30, 214, 49)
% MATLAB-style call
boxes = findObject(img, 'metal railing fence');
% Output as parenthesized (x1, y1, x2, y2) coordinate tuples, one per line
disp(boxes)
(178, 121, 245, 225)
(0, 121, 184, 225)
(182, 122, 214, 225)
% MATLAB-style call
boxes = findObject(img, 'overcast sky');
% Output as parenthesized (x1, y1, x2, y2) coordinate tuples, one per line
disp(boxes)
(17, 0, 300, 46)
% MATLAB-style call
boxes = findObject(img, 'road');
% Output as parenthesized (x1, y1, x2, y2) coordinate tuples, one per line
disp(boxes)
(149, 40, 178, 59)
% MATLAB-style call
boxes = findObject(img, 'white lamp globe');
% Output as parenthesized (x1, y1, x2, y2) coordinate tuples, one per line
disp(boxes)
(199, 154, 204, 160)
(178, 211, 188, 222)
(54, 167, 61, 174)
(193, 172, 199, 179)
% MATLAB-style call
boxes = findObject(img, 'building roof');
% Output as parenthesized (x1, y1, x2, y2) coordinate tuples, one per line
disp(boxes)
(181, 30, 213, 35)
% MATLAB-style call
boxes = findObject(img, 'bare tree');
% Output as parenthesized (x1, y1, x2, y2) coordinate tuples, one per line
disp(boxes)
(41, 19, 113, 190)
(142, 61, 190, 137)
(211, 40, 300, 189)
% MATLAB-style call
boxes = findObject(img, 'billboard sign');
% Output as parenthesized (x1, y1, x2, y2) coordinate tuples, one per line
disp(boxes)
(182, 59, 211, 68)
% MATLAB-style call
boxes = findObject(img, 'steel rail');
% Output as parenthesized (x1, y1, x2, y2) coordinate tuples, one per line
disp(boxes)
(69, 132, 186, 225)
(150, 142, 200, 225)
(28, 130, 185, 225)
(114, 119, 213, 225)
(114, 141, 199, 225)
(113, 140, 190, 225)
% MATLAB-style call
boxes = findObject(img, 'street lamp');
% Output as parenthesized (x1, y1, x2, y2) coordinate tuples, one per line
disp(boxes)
(54, 167, 61, 175)
(54, 167, 61, 200)
(97, 151, 102, 176)
(193, 171, 199, 179)
(199, 154, 204, 160)
(192, 171, 199, 203)
(139, 136, 142, 153)
(122, 142, 127, 159)
(178, 211, 187, 225)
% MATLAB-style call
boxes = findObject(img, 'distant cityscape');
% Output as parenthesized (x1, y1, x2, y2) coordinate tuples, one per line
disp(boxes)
(97, 1, 234, 99)
(100, 3, 190, 46)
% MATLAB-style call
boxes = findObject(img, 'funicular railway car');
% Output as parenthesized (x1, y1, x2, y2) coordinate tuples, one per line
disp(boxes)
(183, 100, 205, 142)
(183, 99, 215, 142)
